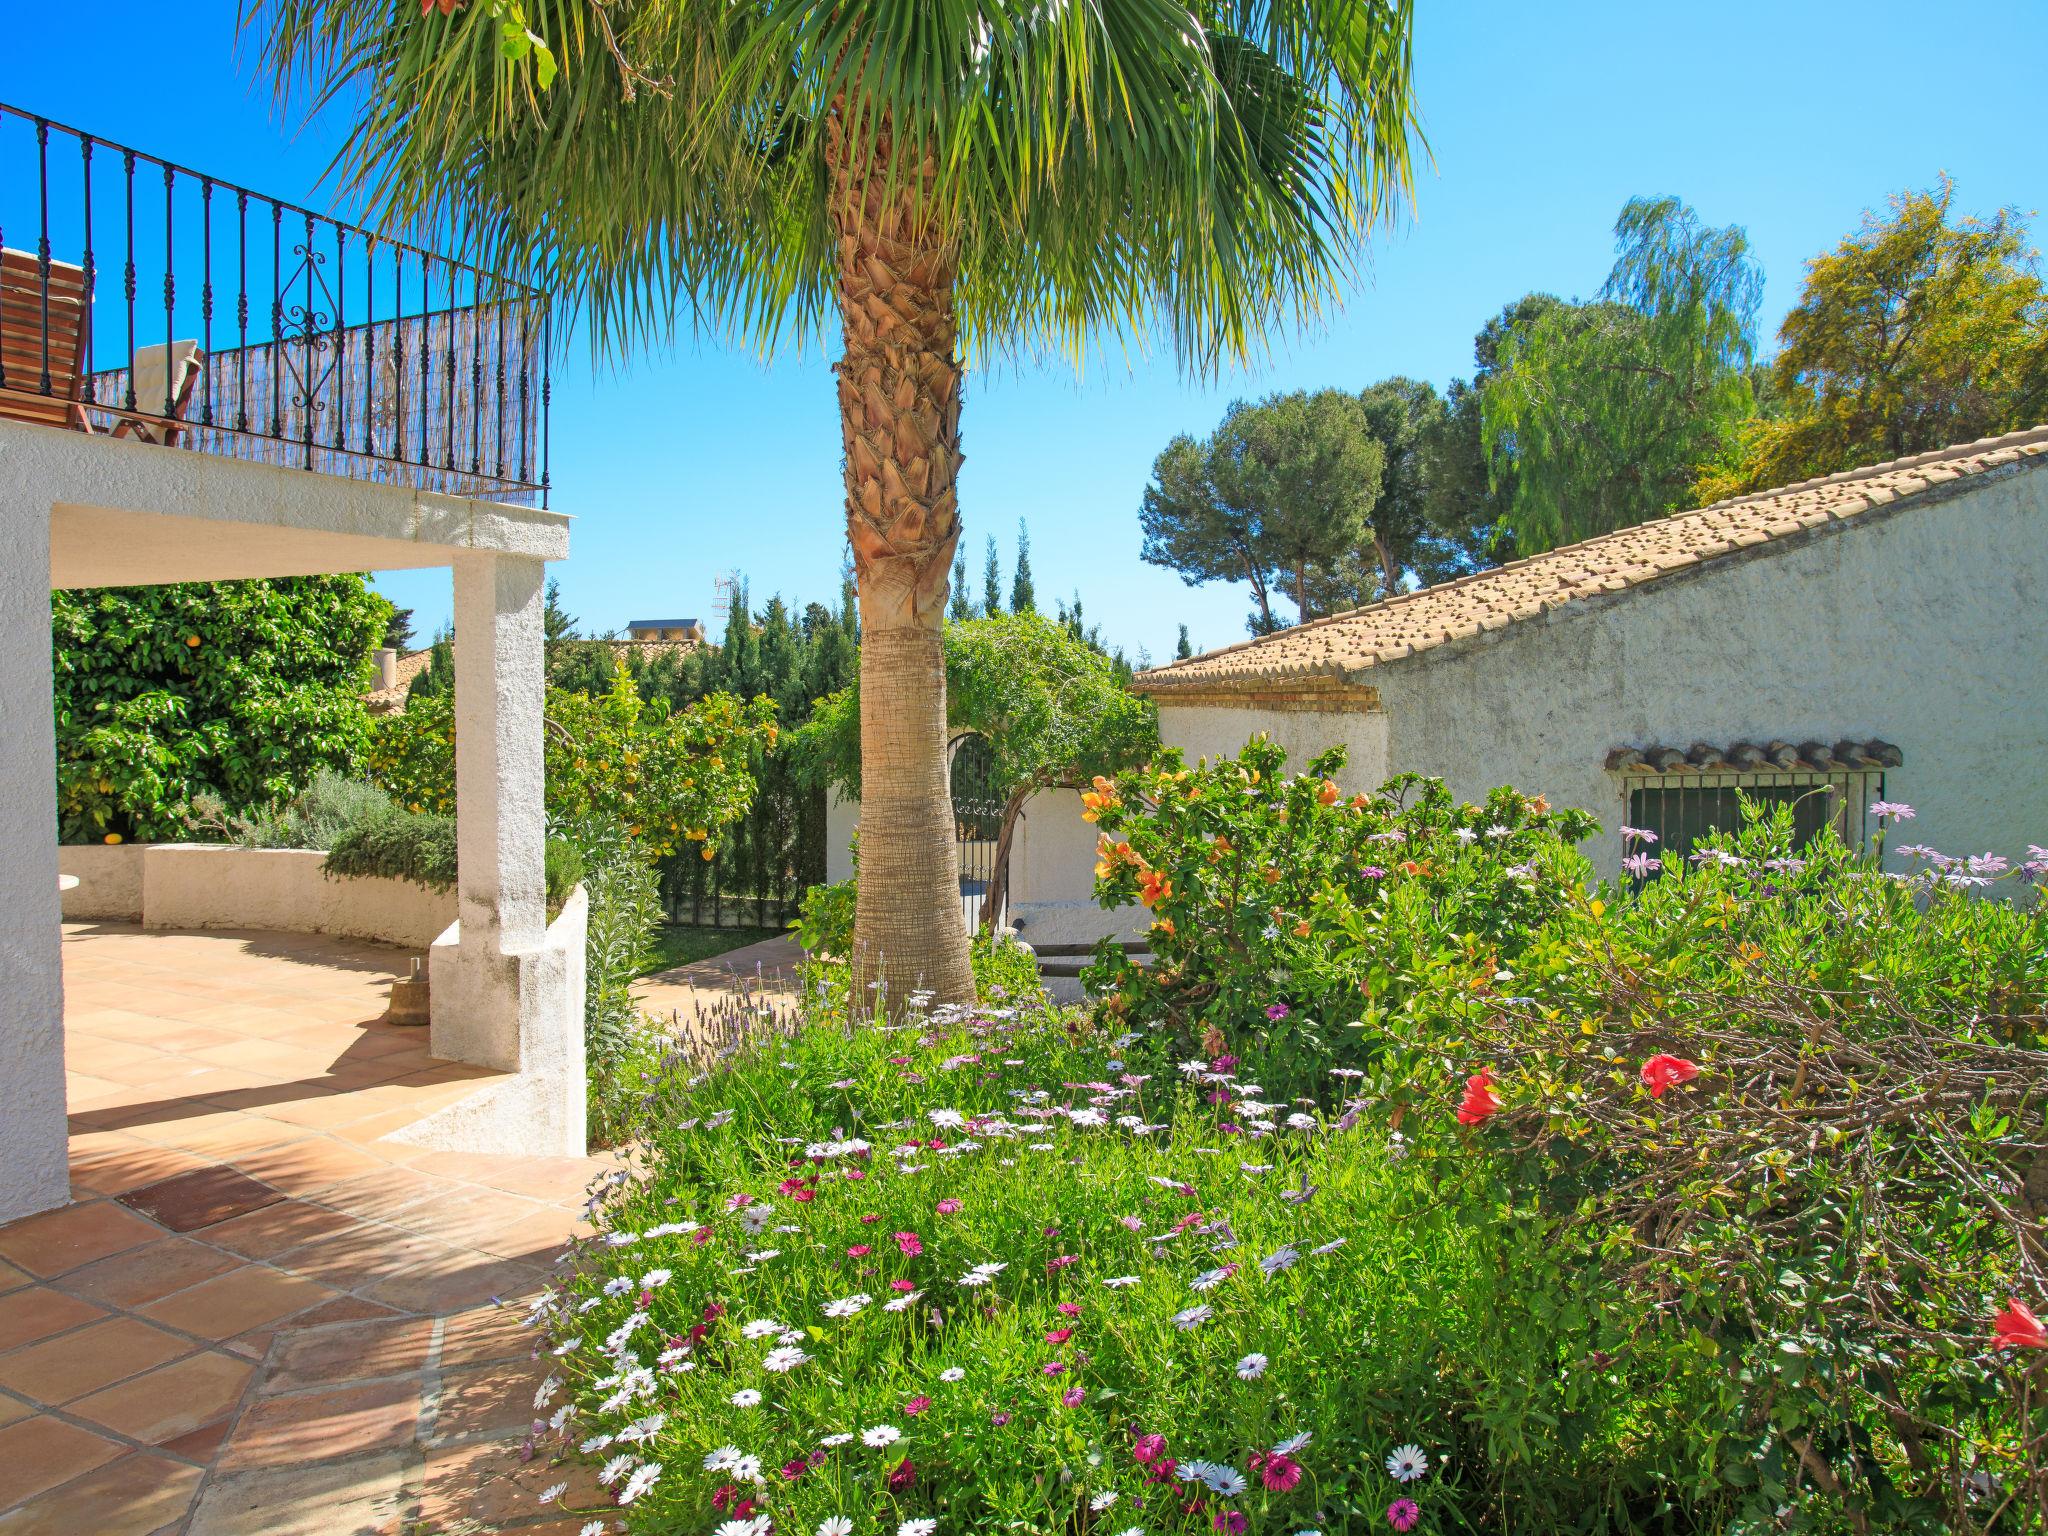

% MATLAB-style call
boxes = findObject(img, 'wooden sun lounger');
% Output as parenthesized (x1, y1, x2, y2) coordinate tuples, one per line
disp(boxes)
(0, 247, 90, 432)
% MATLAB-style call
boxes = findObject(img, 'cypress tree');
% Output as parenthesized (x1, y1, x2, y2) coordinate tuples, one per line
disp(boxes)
(1010, 518, 1037, 613)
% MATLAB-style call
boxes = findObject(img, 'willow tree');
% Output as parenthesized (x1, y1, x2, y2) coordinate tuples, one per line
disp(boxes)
(251, 0, 1419, 1003)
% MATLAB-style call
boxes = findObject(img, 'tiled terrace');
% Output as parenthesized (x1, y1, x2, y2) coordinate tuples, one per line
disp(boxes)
(0, 924, 619, 1535)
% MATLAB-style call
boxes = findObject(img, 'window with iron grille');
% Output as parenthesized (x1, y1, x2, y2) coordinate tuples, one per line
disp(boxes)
(1605, 740, 1900, 877)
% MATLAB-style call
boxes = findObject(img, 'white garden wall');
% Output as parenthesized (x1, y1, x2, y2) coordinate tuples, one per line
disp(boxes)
(59, 844, 455, 948)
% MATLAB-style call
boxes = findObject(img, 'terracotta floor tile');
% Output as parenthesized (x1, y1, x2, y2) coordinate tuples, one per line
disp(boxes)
(427, 1358, 548, 1444)
(0, 1394, 28, 1430)
(0, 1200, 163, 1279)
(139, 1265, 339, 1340)
(360, 1254, 545, 1317)
(156, 1416, 235, 1464)
(183, 1449, 411, 1536)
(0, 1450, 203, 1536)
(0, 1315, 193, 1404)
(271, 1226, 450, 1292)
(229, 1139, 390, 1197)
(312, 1168, 454, 1224)
(261, 1316, 432, 1393)
(217, 1377, 420, 1469)
(61, 1235, 246, 1308)
(477, 1208, 586, 1264)
(197, 1200, 358, 1261)
(0, 1288, 107, 1353)
(119, 1166, 283, 1233)
(277, 1293, 404, 1329)
(67, 1140, 218, 1198)
(390, 1186, 557, 1248)
(439, 1305, 535, 1370)
(416, 1436, 602, 1528)
(0, 1415, 124, 1507)
(0, 1261, 29, 1297)
(68, 1350, 255, 1444)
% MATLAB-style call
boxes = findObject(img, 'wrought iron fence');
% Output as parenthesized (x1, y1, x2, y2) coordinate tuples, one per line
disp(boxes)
(0, 103, 549, 504)
(951, 733, 1006, 929)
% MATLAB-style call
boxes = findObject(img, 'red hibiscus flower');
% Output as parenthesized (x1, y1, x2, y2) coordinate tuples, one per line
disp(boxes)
(1994, 1297, 2047, 1349)
(1455, 1069, 1500, 1125)
(1640, 1053, 1700, 1098)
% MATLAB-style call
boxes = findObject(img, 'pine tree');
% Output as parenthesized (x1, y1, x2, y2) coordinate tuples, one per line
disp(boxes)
(981, 536, 1002, 619)
(1010, 519, 1037, 614)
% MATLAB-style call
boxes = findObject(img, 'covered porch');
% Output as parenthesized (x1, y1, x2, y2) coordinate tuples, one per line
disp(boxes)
(0, 923, 612, 1532)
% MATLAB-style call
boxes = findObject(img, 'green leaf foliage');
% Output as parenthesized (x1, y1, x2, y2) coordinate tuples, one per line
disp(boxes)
(52, 576, 389, 842)
(793, 610, 1157, 804)
(1483, 195, 1761, 551)
(1701, 176, 2048, 499)
(250, 0, 1422, 374)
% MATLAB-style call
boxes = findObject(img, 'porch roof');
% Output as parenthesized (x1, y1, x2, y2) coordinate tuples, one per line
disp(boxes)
(10, 420, 570, 590)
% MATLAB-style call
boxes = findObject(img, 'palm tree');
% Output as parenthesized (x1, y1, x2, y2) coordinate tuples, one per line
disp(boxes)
(251, 0, 1419, 1005)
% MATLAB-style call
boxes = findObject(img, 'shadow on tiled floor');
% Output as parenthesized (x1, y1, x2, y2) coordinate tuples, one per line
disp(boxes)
(0, 924, 622, 1536)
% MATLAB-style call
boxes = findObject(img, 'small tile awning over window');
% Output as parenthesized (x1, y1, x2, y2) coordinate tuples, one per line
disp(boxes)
(1603, 740, 1902, 775)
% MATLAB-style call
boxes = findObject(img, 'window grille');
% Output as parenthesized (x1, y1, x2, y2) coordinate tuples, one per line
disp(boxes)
(1604, 740, 1900, 877)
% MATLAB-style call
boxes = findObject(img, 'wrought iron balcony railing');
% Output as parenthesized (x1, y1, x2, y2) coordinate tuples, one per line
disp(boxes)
(0, 103, 550, 506)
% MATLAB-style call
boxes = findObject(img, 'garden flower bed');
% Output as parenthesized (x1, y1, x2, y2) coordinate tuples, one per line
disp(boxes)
(526, 746, 2046, 1535)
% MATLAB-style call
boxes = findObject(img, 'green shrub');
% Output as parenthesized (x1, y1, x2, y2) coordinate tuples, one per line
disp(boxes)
(188, 771, 400, 851)
(793, 876, 855, 957)
(579, 835, 665, 1146)
(321, 810, 581, 910)
(1083, 737, 1596, 1097)
(321, 810, 458, 890)
(53, 576, 389, 841)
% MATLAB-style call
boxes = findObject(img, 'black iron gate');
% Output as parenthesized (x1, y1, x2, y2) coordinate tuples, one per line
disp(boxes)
(951, 733, 1006, 928)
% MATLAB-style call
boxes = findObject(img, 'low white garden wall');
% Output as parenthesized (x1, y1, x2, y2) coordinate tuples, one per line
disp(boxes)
(58, 843, 455, 949)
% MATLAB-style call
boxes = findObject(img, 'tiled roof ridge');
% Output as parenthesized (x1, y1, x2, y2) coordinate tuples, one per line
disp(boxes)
(1136, 422, 2048, 690)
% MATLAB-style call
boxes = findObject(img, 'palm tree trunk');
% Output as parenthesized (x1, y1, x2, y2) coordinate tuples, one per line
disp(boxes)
(827, 107, 975, 1009)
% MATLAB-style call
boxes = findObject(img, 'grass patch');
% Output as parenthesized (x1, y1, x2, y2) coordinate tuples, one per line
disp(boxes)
(637, 924, 787, 977)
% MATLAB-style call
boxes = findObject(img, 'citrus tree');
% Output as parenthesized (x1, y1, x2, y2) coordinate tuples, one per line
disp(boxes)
(368, 667, 775, 862)
(252, 0, 1420, 1003)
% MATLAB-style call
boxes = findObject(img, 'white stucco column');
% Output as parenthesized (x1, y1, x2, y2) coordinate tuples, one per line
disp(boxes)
(432, 551, 546, 1070)
(0, 485, 70, 1223)
(421, 551, 585, 1156)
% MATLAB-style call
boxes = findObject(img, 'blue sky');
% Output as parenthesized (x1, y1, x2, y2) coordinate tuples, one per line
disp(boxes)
(10, 1, 2046, 660)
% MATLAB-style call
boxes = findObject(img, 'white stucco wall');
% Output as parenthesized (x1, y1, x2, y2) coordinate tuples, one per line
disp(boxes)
(1384, 470, 2048, 877)
(1157, 468, 2048, 883)
(1154, 703, 1392, 790)
(58, 844, 456, 944)
(57, 845, 146, 921)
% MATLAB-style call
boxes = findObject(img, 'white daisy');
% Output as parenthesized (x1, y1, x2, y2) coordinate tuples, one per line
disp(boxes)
(1273, 1431, 1313, 1455)
(1190, 1268, 1233, 1292)
(764, 1345, 811, 1373)
(1311, 1237, 1348, 1256)
(1090, 1491, 1119, 1510)
(823, 1294, 872, 1319)
(741, 1319, 783, 1340)
(939, 1367, 965, 1382)
(620, 1462, 663, 1504)
(882, 1291, 924, 1312)
(1103, 1275, 1141, 1289)
(1170, 1304, 1212, 1331)
(1235, 1352, 1269, 1379)
(729, 1453, 764, 1483)
(818, 1520, 854, 1536)
(640, 1268, 673, 1288)
(581, 1434, 614, 1455)
(1203, 1466, 1247, 1497)
(718, 1521, 767, 1536)
(579, 1524, 607, 1536)
(538, 1482, 567, 1503)
(598, 1453, 637, 1486)
(703, 1444, 743, 1472)
(818, 1433, 855, 1447)
(898, 1521, 937, 1536)
(1387, 1443, 1428, 1482)
(862, 1424, 902, 1447)
(1177, 1460, 1218, 1483)
(730, 1388, 763, 1408)
(1259, 1246, 1300, 1276)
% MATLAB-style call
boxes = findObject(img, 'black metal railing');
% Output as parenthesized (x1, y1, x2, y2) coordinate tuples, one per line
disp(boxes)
(0, 103, 549, 505)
